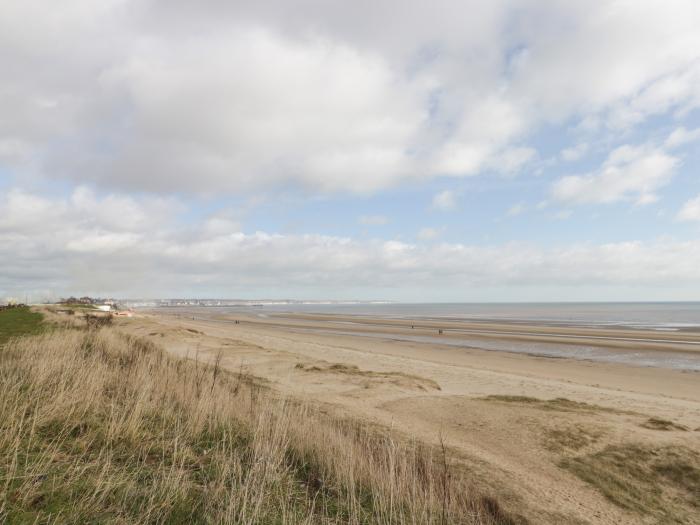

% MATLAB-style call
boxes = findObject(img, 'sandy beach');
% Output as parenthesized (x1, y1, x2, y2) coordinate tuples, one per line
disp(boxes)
(117, 308, 700, 524)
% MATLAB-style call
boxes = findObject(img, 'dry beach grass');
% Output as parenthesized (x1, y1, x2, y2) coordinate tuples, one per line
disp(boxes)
(117, 309, 700, 524)
(0, 317, 518, 524)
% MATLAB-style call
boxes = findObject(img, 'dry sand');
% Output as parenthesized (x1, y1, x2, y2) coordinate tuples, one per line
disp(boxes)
(116, 309, 700, 524)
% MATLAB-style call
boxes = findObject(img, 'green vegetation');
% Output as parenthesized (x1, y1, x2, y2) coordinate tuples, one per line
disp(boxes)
(0, 326, 518, 524)
(56, 302, 97, 309)
(0, 307, 44, 345)
(561, 444, 700, 523)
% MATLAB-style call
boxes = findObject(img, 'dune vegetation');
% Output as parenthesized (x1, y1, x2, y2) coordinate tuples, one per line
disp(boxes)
(561, 444, 700, 523)
(0, 306, 45, 345)
(0, 309, 519, 524)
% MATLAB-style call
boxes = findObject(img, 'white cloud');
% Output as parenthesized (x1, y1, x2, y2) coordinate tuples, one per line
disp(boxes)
(2, 188, 700, 300)
(493, 147, 537, 174)
(1, 1, 699, 194)
(677, 195, 700, 222)
(511, 2, 700, 125)
(417, 227, 443, 240)
(551, 144, 678, 205)
(506, 202, 526, 217)
(553, 209, 573, 220)
(79, 29, 428, 193)
(608, 64, 700, 129)
(358, 214, 388, 226)
(3, 1, 700, 303)
(432, 190, 457, 211)
(560, 143, 589, 162)
(202, 215, 243, 237)
(665, 127, 700, 149)
(0, 187, 179, 242)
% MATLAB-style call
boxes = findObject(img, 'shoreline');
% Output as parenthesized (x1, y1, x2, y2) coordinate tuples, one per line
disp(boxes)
(149, 308, 700, 370)
(146, 302, 700, 331)
(117, 308, 700, 523)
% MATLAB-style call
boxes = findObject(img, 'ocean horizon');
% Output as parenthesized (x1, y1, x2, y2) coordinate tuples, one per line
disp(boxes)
(152, 301, 700, 332)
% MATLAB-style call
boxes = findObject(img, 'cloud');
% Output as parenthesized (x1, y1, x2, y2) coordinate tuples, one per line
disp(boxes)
(68, 28, 428, 193)
(358, 214, 388, 225)
(607, 64, 700, 129)
(506, 202, 526, 217)
(665, 127, 700, 149)
(432, 190, 457, 211)
(551, 144, 678, 205)
(3, 188, 700, 300)
(560, 143, 589, 162)
(677, 195, 700, 222)
(494, 147, 537, 174)
(510, 2, 700, 125)
(553, 209, 573, 220)
(2, 1, 699, 195)
(417, 227, 443, 240)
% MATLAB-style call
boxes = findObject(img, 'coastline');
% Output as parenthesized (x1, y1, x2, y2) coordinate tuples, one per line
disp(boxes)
(115, 308, 700, 524)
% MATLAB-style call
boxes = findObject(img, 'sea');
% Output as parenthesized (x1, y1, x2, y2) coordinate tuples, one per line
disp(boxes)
(154, 302, 700, 370)
(238, 302, 700, 332)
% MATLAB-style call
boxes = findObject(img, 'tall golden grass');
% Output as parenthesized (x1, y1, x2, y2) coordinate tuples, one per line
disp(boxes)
(0, 326, 520, 524)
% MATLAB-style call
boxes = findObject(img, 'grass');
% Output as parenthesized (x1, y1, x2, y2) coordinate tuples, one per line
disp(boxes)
(561, 444, 700, 523)
(543, 426, 603, 453)
(0, 324, 520, 524)
(640, 417, 688, 432)
(55, 303, 97, 310)
(295, 362, 441, 391)
(481, 395, 620, 413)
(0, 307, 45, 346)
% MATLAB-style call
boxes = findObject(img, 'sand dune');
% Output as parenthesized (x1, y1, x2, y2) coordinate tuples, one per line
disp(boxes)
(117, 309, 700, 524)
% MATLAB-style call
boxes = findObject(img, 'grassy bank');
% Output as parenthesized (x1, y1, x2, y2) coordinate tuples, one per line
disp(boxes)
(561, 444, 700, 523)
(0, 307, 45, 346)
(0, 323, 518, 524)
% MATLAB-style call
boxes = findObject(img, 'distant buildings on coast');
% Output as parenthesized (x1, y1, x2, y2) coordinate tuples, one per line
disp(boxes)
(41, 297, 391, 309)
(59, 296, 119, 308)
(53, 296, 134, 317)
(0, 301, 28, 311)
(126, 299, 392, 308)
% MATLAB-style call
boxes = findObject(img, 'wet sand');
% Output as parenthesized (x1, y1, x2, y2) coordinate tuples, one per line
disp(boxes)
(247, 311, 700, 350)
(118, 308, 700, 524)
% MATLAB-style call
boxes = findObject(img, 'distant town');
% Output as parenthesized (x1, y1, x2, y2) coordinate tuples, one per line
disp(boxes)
(0, 296, 390, 309)
(122, 298, 391, 308)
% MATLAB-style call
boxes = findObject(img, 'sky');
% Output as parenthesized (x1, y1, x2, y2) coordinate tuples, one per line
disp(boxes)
(1, 0, 700, 302)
